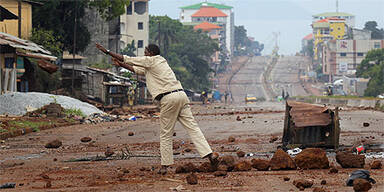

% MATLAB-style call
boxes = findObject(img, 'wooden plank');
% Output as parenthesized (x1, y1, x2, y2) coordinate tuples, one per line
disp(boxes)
(3, 69, 9, 92)
(333, 107, 340, 149)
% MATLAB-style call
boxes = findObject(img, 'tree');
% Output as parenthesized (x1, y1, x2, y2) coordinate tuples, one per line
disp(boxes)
(364, 21, 384, 39)
(29, 28, 63, 57)
(32, 0, 130, 53)
(356, 48, 384, 96)
(121, 40, 136, 57)
(234, 25, 263, 56)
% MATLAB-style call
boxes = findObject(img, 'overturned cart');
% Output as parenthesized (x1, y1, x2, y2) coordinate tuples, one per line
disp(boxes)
(282, 101, 340, 149)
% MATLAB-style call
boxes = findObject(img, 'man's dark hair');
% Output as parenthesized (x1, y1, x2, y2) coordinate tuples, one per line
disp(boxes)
(147, 44, 160, 55)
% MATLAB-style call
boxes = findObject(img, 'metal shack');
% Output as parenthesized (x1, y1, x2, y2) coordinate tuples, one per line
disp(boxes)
(282, 101, 340, 149)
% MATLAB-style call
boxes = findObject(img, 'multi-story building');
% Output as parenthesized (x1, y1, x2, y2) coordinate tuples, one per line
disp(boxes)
(322, 39, 384, 81)
(0, 0, 34, 39)
(312, 12, 355, 28)
(119, 0, 149, 57)
(312, 17, 347, 60)
(194, 22, 222, 68)
(180, 2, 234, 57)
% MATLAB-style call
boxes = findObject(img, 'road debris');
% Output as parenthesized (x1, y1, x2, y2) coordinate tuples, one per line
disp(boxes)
(363, 122, 370, 127)
(80, 137, 92, 143)
(234, 160, 252, 171)
(294, 148, 329, 169)
(228, 136, 236, 143)
(312, 187, 326, 192)
(176, 163, 197, 174)
(269, 136, 278, 143)
(320, 180, 326, 185)
(353, 178, 372, 192)
(236, 151, 245, 157)
(0, 183, 16, 189)
(251, 159, 270, 171)
(45, 140, 62, 149)
(329, 166, 338, 174)
(287, 148, 302, 156)
(346, 170, 376, 186)
(213, 171, 227, 177)
(370, 160, 382, 169)
(186, 173, 198, 185)
(336, 152, 365, 168)
(293, 179, 313, 190)
(270, 149, 296, 170)
(283, 177, 290, 181)
(128, 132, 134, 136)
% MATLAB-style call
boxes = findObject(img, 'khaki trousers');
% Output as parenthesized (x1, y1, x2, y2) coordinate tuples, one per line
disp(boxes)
(159, 91, 212, 165)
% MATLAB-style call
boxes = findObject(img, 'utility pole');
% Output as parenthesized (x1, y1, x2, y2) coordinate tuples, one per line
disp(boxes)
(18, 0, 21, 38)
(336, 0, 339, 13)
(71, 1, 78, 96)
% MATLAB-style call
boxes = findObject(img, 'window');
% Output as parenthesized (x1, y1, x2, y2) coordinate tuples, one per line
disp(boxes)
(5, 58, 14, 68)
(138, 22, 143, 30)
(357, 52, 364, 57)
(340, 53, 346, 56)
(138, 40, 143, 48)
(374, 42, 380, 49)
(126, 3, 132, 15)
(134, 2, 146, 15)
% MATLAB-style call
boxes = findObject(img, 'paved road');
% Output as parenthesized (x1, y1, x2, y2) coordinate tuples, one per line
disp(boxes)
(270, 56, 310, 97)
(229, 56, 269, 103)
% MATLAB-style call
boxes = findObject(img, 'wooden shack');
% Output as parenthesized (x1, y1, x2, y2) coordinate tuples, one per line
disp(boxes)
(282, 101, 340, 149)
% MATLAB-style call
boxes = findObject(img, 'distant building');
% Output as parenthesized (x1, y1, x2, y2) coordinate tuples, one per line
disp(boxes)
(312, 12, 355, 28)
(348, 28, 371, 40)
(322, 39, 384, 81)
(194, 22, 222, 68)
(343, 76, 369, 96)
(301, 33, 313, 56)
(312, 17, 347, 60)
(180, 2, 234, 57)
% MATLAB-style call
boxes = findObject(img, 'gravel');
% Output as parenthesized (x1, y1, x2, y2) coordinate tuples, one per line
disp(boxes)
(0, 92, 102, 116)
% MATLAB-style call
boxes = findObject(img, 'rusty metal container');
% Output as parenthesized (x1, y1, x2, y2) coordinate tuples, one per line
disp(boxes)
(282, 101, 340, 149)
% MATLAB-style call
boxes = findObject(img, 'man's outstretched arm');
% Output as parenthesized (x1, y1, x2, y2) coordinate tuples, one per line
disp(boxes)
(96, 43, 124, 62)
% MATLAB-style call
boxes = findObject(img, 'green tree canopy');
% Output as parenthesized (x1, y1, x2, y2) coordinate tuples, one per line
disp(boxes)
(364, 21, 384, 40)
(32, 0, 130, 54)
(234, 25, 263, 56)
(149, 16, 219, 91)
(356, 48, 384, 96)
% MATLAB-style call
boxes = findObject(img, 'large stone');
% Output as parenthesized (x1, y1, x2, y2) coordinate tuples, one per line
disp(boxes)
(336, 152, 365, 168)
(45, 140, 62, 149)
(353, 178, 372, 192)
(370, 160, 382, 169)
(270, 149, 296, 170)
(219, 155, 235, 171)
(236, 151, 245, 157)
(234, 160, 252, 171)
(198, 162, 216, 173)
(175, 163, 197, 173)
(186, 173, 198, 185)
(251, 159, 270, 171)
(293, 179, 314, 189)
(294, 148, 329, 169)
(80, 137, 92, 143)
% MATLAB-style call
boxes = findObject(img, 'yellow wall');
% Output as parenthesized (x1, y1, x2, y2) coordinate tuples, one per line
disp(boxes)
(330, 22, 345, 40)
(0, 0, 32, 39)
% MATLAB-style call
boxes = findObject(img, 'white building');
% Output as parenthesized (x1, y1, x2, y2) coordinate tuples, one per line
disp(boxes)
(120, 0, 149, 56)
(180, 2, 234, 57)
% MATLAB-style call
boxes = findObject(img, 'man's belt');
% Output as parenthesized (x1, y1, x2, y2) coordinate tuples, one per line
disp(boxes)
(155, 89, 184, 101)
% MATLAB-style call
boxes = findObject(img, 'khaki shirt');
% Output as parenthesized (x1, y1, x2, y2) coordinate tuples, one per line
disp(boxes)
(123, 55, 183, 99)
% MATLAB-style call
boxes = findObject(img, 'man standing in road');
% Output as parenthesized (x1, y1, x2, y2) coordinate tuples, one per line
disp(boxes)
(96, 43, 218, 174)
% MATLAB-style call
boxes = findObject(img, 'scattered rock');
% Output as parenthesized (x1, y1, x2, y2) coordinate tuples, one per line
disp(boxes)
(45, 140, 62, 149)
(320, 180, 326, 185)
(198, 162, 216, 173)
(353, 178, 372, 192)
(53, 158, 57, 162)
(270, 149, 296, 170)
(283, 177, 290, 181)
(186, 173, 198, 185)
(122, 168, 130, 174)
(173, 132, 176, 136)
(214, 171, 227, 177)
(236, 151, 245, 157)
(105, 147, 114, 157)
(80, 137, 92, 143)
(251, 159, 270, 171)
(269, 136, 278, 143)
(329, 166, 338, 174)
(176, 163, 197, 173)
(370, 160, 382, 169)
(312, 187, 326, 192)
(293, 179, 314, 189)
(184, 148, 192, 152)
(219, 155, 235, 171)
(128, 132, 134, 136)
(363, 122, 370, 127)
(40, 174, 50, 180)
(228, 136, 236, 143)
(336, 152, 365, 168)
(236, 116, 242, 121)
(217, 164, 229, 171)
(45, 181, 52, 188)
(294, 148, 329, 169)
(234, 160, 252, 171)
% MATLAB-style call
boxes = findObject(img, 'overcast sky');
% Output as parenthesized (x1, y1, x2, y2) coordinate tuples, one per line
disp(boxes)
(149, 0, 384, 55)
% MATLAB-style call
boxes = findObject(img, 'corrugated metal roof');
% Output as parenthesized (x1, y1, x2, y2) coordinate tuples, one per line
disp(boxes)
(0, 32, 56, 61)
(191, 6, 228, 17)
(287, 101, 332, 128)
